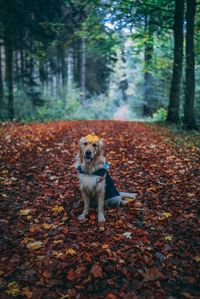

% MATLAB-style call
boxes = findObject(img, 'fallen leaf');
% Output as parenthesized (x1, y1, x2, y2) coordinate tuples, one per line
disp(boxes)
(165, 235, 173, 241)
(90, 264, 103, 278)
(27, 241, 43, 250)
(51, 205, 65, 213)
(67, 269, 76, 281)
(193, 256, 200, 263)
(5, 281, 21, 296)
(143, 268, 163, 282)
(123, 232, 132, 239)
(66, 248, 77, 255)
(162, 212, 172, 218)
(19, 209, 31, 216)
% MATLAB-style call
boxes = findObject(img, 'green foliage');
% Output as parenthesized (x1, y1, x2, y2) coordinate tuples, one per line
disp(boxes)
(153, 108, 168, 122)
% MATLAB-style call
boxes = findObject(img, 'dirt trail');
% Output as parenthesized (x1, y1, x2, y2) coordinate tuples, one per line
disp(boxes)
(112, 105, 129, 120)
(0, 120, 199, 298)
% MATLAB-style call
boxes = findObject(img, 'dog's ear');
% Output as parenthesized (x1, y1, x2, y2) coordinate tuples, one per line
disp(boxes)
(79, 137, 85, 148)
(76, 137, 85, 165)
(98, 139, 104, 151)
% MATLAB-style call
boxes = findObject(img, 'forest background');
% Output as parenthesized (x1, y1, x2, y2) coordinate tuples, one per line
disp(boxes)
(0, 0, 199, 130)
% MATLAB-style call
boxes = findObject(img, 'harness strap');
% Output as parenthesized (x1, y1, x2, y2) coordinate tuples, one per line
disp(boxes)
(97, 173, 106, 183)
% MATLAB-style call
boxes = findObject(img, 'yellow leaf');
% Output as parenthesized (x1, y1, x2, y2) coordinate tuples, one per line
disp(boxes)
(19, 209, 31, 216)
(27, 241, 43, 250)
(42, 223, 51, 230)
(51, 205, 64, 213)
(27, 215, 32, 221)
(85, 134, 100, 142)
(165, 235, 173, 241)
(66, 248, 76, 255)
(21, 237, 34, 245)
(193, 256, 200, 263)
(5, 282, 21, 297)
(162, 212, 172, 218)
(99, 226, 105, 231)
(123, 196, 135, 202)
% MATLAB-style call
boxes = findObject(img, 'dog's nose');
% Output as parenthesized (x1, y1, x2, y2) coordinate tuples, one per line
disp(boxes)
(85, 150, 91, 156)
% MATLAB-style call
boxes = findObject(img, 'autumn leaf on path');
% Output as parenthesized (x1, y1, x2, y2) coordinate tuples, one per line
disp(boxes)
(66, 248, 77, 255)
(161, 212, 172, 219)
(5, 281, 21, 296)
(51, 205, 65, 213)
(67, 269, 76, 281)
(193, 256, 200, 263)
(26, 241, 43, 250)
(19, 209, 31, 216)
(143, 268, 163, 282)
(90, 264, 103, 278)
(165, 235, 173, 241)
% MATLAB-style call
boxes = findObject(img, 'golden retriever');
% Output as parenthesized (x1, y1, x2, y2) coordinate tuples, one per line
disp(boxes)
(75, 134, 136, 222)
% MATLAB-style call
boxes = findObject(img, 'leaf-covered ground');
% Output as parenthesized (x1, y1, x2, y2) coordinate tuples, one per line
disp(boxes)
(0, 120, 199, 299)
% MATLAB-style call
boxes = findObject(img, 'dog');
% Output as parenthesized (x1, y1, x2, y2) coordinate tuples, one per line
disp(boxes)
(75, 134, 136, 222)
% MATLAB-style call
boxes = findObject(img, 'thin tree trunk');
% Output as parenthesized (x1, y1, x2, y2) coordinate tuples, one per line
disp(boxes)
(120, 42, 128, 103)
(184, 0, 197, 129)
(60, 45, 66, 88)
(5, 42, 14, 120)
(143, 16, 154, 116)
(20, 49, 25, 84)
(167, 0, 184, 123)
(80, 38, 86, 104)
(144, 44, 153, 115)
(0, 44, 4, 104)
(67, 47, 74, 98)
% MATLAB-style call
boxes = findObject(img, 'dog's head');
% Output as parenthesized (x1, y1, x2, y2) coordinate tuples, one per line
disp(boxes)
(78, 134, 104, 165)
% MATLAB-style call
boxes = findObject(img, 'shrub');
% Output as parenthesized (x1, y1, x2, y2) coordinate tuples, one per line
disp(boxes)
(153, 108, 167, 122)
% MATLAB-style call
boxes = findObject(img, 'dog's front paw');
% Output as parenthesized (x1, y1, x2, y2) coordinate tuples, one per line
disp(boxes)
(78, 213, 86, 221)
(98, 213, 105, 222)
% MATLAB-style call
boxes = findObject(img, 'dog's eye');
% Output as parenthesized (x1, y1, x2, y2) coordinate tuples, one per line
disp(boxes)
(83, 142, 88, 146)
(93, 143, 97, 147)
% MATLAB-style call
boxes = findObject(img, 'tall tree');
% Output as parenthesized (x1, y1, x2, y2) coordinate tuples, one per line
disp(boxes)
(184, 0, 197, 129)
(0, 44, 3, 104)
(80, 37, 87, 104)
(143, 14, 154, 116)
(167, 0, 184, 123)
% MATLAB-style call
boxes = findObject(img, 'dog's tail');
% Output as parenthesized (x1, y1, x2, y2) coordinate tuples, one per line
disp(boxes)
(119, 192, 137, 199)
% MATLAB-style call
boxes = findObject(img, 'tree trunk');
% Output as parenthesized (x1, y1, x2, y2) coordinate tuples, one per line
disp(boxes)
(5, 42, 14, 120)
(143, 15, 154, 116)
(60, 45, 66, 88)
(0, 44, 4, 104)
(67, 47, 74, 98)
(20, 49, 25, 84)
(80, 38, 87, 104)
(184, 0, 197, 129)
(167, 0, 184, 123)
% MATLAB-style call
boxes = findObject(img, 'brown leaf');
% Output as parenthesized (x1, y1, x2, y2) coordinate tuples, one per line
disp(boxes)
(90, 264, 103, 278)
(143, 268, 163, 282)
(105, 293, 118, 299)
(67, 269, 76, 281)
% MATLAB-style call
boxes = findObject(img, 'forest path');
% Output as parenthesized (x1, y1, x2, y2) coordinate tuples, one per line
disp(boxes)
(0, 120, 199, 298)
(112, 105, 129, 120)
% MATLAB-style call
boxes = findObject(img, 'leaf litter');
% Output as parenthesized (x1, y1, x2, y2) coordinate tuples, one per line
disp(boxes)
(0, 120, 199, 298)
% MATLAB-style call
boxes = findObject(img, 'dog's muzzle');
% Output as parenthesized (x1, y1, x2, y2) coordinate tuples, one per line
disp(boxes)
(84, 150, 93, 164)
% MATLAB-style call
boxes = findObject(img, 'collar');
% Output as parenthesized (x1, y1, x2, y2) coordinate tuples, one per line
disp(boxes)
(77, 162, 109, 175)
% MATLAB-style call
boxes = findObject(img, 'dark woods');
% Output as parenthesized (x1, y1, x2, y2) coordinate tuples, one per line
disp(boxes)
(0, 0, 199, 129)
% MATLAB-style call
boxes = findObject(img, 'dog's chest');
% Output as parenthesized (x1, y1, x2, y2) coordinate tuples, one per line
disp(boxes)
(79, 174, 98, 191)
